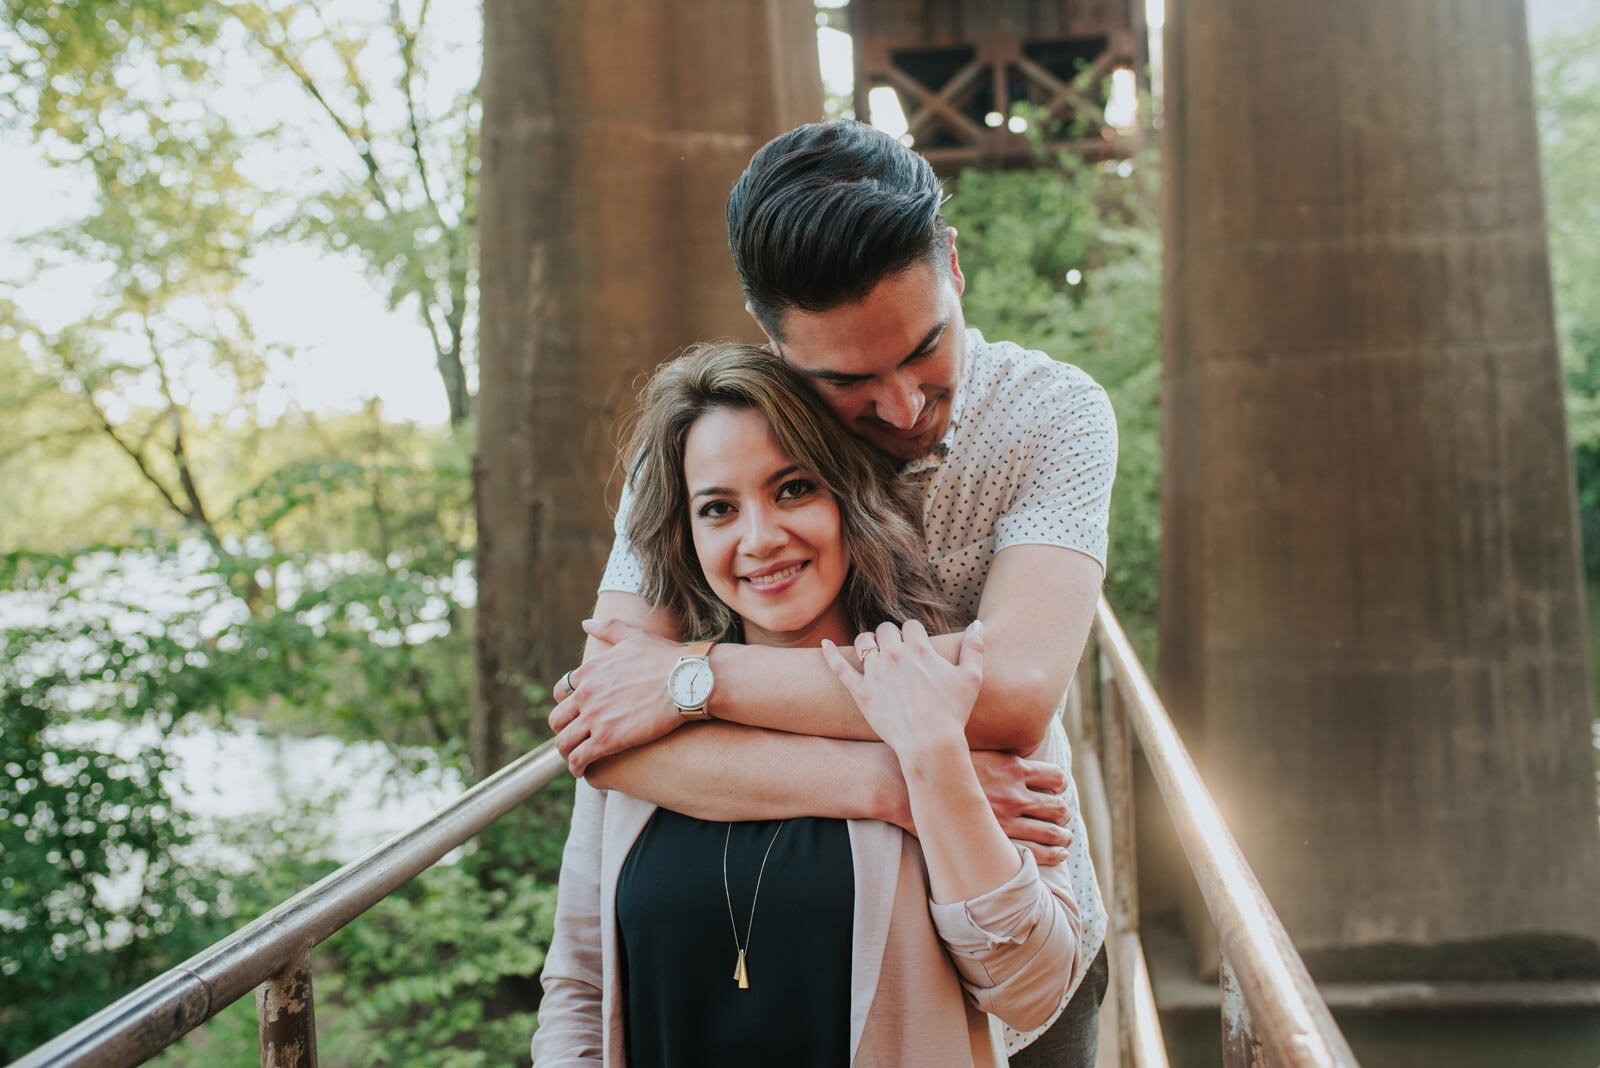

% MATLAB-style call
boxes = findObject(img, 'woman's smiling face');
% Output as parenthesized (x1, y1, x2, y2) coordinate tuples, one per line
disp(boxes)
(683, 406, 852, 647)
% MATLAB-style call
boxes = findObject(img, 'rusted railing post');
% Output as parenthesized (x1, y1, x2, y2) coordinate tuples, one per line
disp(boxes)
(1100, 649, 1139, 1068)
(1076, 635, 1100, 757)
(1221, 956, 1266, 1067)
(256, 949, 317, 1068)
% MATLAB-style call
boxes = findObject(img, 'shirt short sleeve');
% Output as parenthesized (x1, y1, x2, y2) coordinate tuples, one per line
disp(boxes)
(597, 476, 645, 595)
(993, 375, 1117, 569)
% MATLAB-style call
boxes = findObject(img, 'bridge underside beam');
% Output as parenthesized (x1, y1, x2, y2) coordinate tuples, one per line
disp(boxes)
(473, 0, 822, 775)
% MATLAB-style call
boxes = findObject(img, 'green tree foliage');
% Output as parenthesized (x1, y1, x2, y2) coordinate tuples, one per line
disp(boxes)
(1536, 19, 1600, 576)
(0, 439, 555, 1061)
(945, 147, 1162, 658)
(1, 0, 478, 430)
(2, 0, 275, 583)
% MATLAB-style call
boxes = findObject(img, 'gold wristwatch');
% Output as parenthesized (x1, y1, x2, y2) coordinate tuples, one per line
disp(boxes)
(666, 639, 716, 720)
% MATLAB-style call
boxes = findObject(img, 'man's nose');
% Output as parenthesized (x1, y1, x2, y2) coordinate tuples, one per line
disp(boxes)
(876, 379, 925, 430)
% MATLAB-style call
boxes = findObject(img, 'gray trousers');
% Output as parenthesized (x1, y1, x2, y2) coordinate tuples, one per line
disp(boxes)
(1008, 945, 1110, 1068)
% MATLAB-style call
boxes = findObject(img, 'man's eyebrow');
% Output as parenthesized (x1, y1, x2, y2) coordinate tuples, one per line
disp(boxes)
(801, 321, 949, 385)
(690, 465, 802, 500)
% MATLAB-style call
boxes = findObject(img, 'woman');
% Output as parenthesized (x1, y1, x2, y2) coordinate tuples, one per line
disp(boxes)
(532, 342, 1082, 1068)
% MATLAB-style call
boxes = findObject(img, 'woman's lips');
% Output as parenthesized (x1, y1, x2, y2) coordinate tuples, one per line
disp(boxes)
(742, 560, 809, 595)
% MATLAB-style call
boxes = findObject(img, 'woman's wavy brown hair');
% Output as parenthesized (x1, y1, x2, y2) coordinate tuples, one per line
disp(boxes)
(620, 340, 952, 643)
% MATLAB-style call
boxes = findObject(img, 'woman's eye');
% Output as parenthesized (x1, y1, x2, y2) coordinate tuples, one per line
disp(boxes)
(696, 500, 732, 519)
(777, 479, 816, 501)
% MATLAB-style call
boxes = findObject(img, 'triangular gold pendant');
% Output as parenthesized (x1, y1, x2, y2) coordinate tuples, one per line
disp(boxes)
(734, 950, 749, 989)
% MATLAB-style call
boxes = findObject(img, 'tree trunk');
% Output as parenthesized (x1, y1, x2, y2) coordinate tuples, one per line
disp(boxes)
(1158, 0, 1600, 978)
(472, 0, 822, 777)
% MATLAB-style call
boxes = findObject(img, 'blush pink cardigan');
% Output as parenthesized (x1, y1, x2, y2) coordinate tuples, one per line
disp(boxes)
(531, 778, 1085, 1067)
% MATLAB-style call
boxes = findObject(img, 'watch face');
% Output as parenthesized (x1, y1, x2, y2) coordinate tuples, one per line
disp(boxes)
(668, 658, 714, 708)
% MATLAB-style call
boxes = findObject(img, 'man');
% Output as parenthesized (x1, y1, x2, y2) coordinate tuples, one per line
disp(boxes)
(549, 120, 1115, 1067)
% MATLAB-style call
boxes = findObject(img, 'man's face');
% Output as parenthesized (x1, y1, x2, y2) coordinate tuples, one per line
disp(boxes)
(760, 236, 968, 462)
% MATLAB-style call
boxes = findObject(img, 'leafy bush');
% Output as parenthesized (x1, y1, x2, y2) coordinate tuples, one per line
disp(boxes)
(2, 443, 567, 1064)
(0, 700, 233, 1055)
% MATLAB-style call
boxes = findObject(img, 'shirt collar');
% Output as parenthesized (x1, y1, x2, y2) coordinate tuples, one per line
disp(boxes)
(898, 326, 981, 477)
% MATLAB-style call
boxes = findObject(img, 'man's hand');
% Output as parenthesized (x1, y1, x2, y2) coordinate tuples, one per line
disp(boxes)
(878, 746, 1074, 865)
(548, 618, 688, 777)
(973, 751, 1074, 865)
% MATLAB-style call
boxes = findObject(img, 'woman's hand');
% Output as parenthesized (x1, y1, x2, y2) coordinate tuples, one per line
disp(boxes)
(826, 620, 1032, 908)
(821, 619, 984, 758)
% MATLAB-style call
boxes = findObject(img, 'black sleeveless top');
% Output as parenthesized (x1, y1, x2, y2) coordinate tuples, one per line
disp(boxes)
(615, 809, 855, 1068)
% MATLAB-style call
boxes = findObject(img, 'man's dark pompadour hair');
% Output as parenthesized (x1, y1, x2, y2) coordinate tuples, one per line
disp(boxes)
(726, 120, 947, 338)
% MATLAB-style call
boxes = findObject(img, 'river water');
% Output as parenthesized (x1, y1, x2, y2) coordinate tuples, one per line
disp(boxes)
(6, 545, 469, 912)
(45, 717, 464, 868)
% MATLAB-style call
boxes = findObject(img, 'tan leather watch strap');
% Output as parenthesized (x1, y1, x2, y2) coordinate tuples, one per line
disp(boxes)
(684, 639, 716, 659)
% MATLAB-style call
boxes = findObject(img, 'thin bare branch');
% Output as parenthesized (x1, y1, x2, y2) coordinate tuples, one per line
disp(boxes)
(70, 365, 190, 523)
(419, 293, 450, 357)
(0, 424, 100, 465)
(141, 315, 216, 536)
(244, 6, 394, 213)
(392, 0, 447, 230)
(309, 2, 381, 142)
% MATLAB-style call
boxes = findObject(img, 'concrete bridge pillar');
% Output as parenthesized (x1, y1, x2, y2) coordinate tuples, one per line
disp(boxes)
(473, 0, 821, 774)
(1158, 0, 1600, 978)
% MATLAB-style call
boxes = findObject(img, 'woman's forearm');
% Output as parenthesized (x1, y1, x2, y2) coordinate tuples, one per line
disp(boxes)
(897, 732, 1024, 903)
(904, 732, 1082, 1033)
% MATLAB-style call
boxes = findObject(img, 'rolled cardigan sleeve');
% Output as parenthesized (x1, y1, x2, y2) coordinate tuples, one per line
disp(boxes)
(927, 846, 1082, 1032)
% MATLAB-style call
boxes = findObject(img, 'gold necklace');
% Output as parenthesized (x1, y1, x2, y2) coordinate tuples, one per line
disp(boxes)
(722, 820, 787, 990)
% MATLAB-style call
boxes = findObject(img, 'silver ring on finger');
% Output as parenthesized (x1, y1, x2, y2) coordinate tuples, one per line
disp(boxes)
(557, 670, 574, 695)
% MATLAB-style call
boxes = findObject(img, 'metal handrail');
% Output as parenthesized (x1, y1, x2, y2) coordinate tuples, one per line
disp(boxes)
(11, 741, 568, 1068)
(1092, 596, 1360, 1068)
(16, 597, 1360, 1068)
(1064, 672, 1172, 1068)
